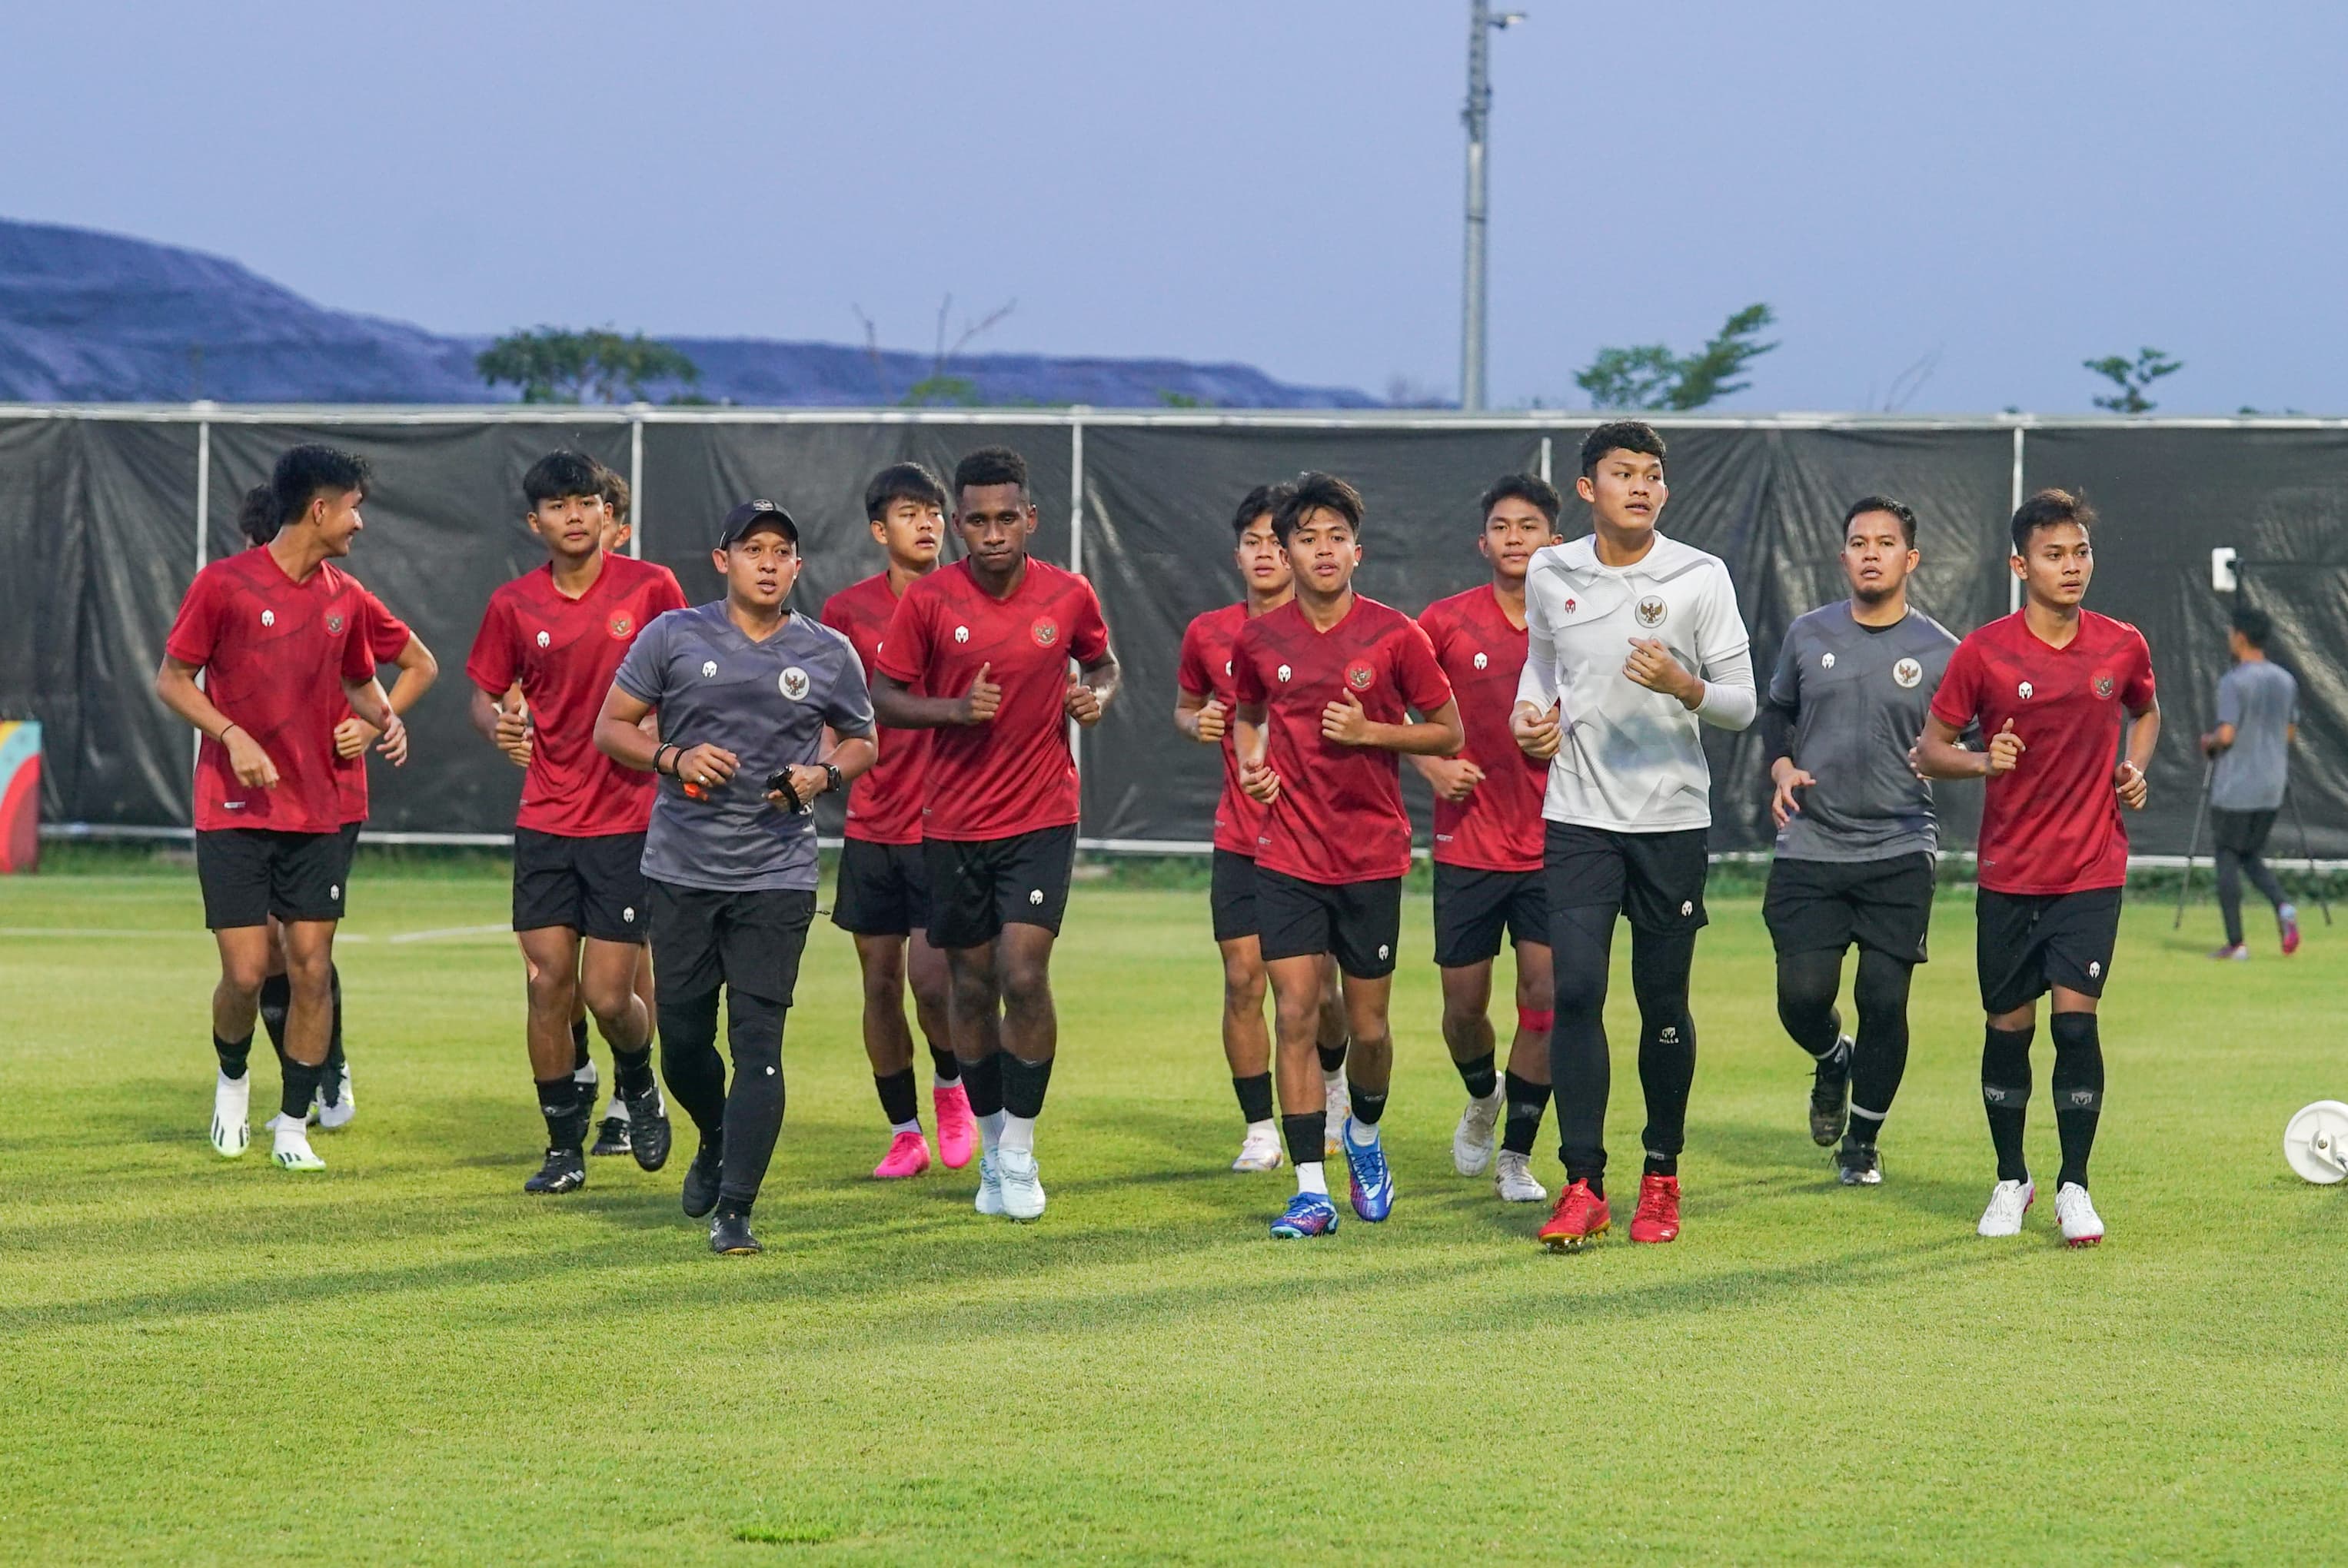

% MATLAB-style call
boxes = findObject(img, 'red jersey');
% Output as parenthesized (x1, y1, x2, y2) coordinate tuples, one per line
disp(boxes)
(465, 553, 688, 838)
(1232, 594, 1454, 884)
(875, 557, 1110, 842)
(1418, 585, 1545, 872)
(1930, 609, 2156, 895)
(820, 571, 933, 845)
(165, 549, 378, 834)
(1176, 601, 1269, 855)
(332, 583, 416, 826)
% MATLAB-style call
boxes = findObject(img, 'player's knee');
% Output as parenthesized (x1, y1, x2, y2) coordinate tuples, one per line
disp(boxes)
(1513, 958, 1555, 1015)
(999, 955, 1051, 1012)
(580, 975, 634, 1029)
(1852, 952, 1912, 1020)
(1222, 962, 1267, 1016)
(1552, 962, 1606, 1021)
(524, 964, 573, 1013)
(218, 953, 271, 998)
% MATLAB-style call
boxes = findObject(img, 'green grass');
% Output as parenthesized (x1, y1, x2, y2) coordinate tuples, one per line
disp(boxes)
(2, 866, 2343, 1564)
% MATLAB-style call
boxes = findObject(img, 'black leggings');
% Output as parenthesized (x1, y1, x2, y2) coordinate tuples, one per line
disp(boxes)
(1548, 904, 1698, 1187)
(659, 987, 789, 1209)
(1775, 946, 1915, 1136)
(2216, 848, 2288, 946)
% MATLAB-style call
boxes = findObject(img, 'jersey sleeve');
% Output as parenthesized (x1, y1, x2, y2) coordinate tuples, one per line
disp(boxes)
(650, 566, 687, 616)
(464, 593, 518, 698)
(1516, 573, 1559, 710)
(612, 611, 670, 705)
(874, 585, 931, 685)
(339, 614, 377, 682)
(1232, 626, 1267, 706)
(823, 639, 876, 738)
(1929, 636, 1984, 730)
(1765, 624, 1803, 711)
(1695, 564, 1754, 670)
(819, 590, 850, 638)
(1068, 578, 1110, 665)
(163, 569, 222, 669)
(1175, 617, 1214, 698)
(2216, 669, 2242, 729)
(1394, 620, 1455, 715)
(2120, 625, 2156, 710)
(360, 588, 412, 664)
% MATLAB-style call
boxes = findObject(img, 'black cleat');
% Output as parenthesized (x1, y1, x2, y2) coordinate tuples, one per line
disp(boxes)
(589, 1113, 631, 1158)
(708, 1211, 763, 1255)
(524, 1145, 587, 1194)
(1835, 1135, 1883, 1187)
(1809, 1036, 1853, 1147)
(680, 1139, 723, 1218)
(625, 1085, 672, 1173)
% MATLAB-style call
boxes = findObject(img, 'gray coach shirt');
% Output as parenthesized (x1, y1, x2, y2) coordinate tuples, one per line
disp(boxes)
(1766, 602, 1961, 862)
(2210, 659, 2297, 812)
(614, 602, 875, 892)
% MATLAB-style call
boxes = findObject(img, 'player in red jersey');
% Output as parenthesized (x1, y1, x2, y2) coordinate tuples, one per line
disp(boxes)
(466, 450, 687, 1195)
(154, 445, 407, 1172)
(1915, 489, 2158, 1247)
(1232, 473, 1463, 1237)
(1412, 474, 1563, 1204)
(870, 446, 1119, 1222)
(821, 461, 978, 1178)
(1174, 483, 1352, 1174)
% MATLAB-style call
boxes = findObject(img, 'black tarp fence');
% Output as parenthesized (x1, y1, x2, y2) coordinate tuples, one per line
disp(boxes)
(3, 406, 2342, 859)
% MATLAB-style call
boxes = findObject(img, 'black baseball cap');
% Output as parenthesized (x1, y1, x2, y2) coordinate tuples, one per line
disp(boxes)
(717, 499, 800, 549)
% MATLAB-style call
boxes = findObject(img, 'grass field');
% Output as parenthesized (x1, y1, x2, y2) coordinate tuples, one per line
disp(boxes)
(4, 861, 2344, 1564)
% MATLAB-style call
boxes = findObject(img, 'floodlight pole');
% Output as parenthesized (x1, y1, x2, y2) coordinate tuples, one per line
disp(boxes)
(1459, 0, 1523, 412)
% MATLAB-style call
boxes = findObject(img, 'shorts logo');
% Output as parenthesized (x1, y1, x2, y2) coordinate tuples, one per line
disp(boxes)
(779, 666, 810, 701)
(325, 613, 345, 635)
(1473, 651, 1488, 670)
(1893, 657, 1922, 689)
(1031, 617, 1059, 648)
(1277, 663, 1292, 683)
(1345, 662, 1375, 692)
(953, 625, 971, 644)
(1028, 888, 1044, 905)
(2094, 674, 2114, 699)
(2087, 959, 2102, 978)
(2017, 680, 2034, 700)
(1821, 652, 1836, 670)
(1658, 1025, 1679, 1043)
(329, 884, 341, 899)
(1635, 595, 1668, 628)
(537, 630, 552, 649)
(1680, 900, 1694, 917)
(623, 906, 635, 922)
(701, 659, 718, 678)
(260, 610, 276, 627)
(609, 613, 633, 639)
(1378, 944, 1391, 961)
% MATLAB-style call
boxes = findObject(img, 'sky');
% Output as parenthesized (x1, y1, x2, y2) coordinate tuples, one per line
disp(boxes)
(5, 1, 2343, 414)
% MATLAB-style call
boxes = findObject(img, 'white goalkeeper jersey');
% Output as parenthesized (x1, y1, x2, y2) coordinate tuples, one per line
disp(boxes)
(1514, 532, 1756, 833)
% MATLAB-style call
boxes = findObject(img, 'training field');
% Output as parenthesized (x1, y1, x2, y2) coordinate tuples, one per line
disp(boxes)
(4, 860, 2343, 1564)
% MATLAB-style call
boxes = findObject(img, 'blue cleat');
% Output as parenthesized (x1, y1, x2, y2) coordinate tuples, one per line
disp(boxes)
(1269, 1191, 1340, 1238)
(1344, 1118, 1395, 1221)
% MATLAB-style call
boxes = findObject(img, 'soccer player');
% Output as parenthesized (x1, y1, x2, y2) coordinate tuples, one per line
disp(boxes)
(1512, 420, 1756, 1252)
(467, 450, 687, 1195)
(1915, 488, 2157, 1248)
(1232, 473, 1463, 1238)
(1760, 495, 1958, 1185)
(1412, 474, 1563, 1204)
(596, 499, 877, 1254)
(2199, 606, 2302, 960)
(1175, 483, 1352, 1173)
(820, 462, 979, 1178)
(869, 447, 1119, 1223)
(154, 444, 407, 1171)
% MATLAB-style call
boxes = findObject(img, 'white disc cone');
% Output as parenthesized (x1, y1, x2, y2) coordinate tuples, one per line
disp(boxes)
(2283, 1100, 2348, 1185)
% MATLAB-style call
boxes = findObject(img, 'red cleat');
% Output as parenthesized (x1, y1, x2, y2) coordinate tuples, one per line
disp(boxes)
(1628, 1172, 1681, 1244)
(2280, 908, 2302, 956)
(872, 1129, 932, 1180)
(1538, 1179, 1611, 1252)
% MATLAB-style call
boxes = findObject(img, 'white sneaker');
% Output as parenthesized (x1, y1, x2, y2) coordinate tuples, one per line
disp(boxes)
(997, 1147, 1046, 1221)
(1323, 1073, 1349, 1158)
(973, 1150, 1006, 1215)
(1493, 1149, 1547, 1203)
(268, 1112, 324, 1171)
(1231, 1125, 1283, 1172)
(314, 1064, 355, 1130)
(1976, 1176, 2034, 1237)
(1452, 1088, 1504, 1176)
(211, 1072, 251, 1158)
(2054, 1181, 2104, 1247)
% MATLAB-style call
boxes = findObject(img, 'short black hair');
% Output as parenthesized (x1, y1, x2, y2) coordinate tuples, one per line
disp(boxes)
(1478, 473, 1563, 525)
(2010, 487, 2095, 555)
(2232, 605, 2273, 648)
(953, 446, 1028, 502)
(524, 450, 606, 509)
(1579, 420, 1666, 478)
(598, 465, 631, 524)
(271, 443, 371, 528)
(1844, 493, 1917, 548)
(865, 461, 948, 522)
(1230, 482, 1294, 540)
(1274, 471, 1364, 545)
(237, 485, 281, 547)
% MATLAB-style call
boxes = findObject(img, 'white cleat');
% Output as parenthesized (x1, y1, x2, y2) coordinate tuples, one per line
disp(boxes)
(1976, 1177, 2034, 1237)
(1323, 1073, 1349, 1158)
(1452, 1088, 1504, 1176)
(211, 1072, 251, 1158)
(996, 1148, 1046, 1221)
(314, 1065, 356, 1131)
(1231, 1125, 1284, 1172)
(973, 1150, 1006, 1215)
(1493, 1149, 1548, 1203)
(268, 1112, 325, 1171)
(2054, 1182, 2104, 1247)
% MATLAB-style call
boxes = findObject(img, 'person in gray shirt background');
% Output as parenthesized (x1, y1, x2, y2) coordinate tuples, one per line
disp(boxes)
(596, 500, 878, 1256)
(2199, 606, 2302, 960)
(1760, 496, 1961, 1187)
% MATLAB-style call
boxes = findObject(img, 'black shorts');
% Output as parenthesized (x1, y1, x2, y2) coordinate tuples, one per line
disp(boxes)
(512, 828, 650, 944)
(1432, 864, 1549, 968)
(2211, 807, 2278, 859)
(923, 825, 1076, 950)
(1210, 849, 1260, 944)
(1255, 866, 1402, 979)
(1975, 886, 2124, 1015)
(1764, 852, 1935, 964)
(334, 820, 364, 882)
(647, 880, 814, 1005)
(832, 838, 932, 938)
(1544, 821, 1708, 934)
(196, 828, 348, 929)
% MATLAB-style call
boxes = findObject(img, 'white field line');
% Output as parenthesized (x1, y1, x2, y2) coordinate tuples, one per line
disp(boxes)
(0, 923, 510, 945)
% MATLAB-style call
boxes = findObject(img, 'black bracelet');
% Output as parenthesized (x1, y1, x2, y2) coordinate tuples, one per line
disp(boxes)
(654, 742, 679, 776)
(822, 762, 843, 796)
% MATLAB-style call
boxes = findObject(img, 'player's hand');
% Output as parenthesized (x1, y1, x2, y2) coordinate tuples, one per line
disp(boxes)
(1321, 689, 1374, 746)
(374, 712, 409, 768)
(1513, 700, 1562, 761)
(1191, 697, 1229, 744)
(1769, 760, 1816, 829)
(224, 727, 280, 789)
(494, 703, 533, 769)
(766, 764, 829, 812)
(959, 663, 1001, 725)
(334, 716, 380, 759)
(2198, 730, 2223, 757)
(1625, 637, 1696, 704)
(1424, 756, 1485, 802)
(1984, 718, 2024, 776)
(2114, 759, 2149, 810)
(1239, 752, 1282, 803)
(674, 742, 739, 792)
(1065, 679, 1104, 727)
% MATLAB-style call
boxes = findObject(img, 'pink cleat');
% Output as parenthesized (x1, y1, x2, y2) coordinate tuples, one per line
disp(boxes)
(2280, 906, 2302, 956)
(934, 1081, 977, 1170)
(873, 1129, 933, 1180)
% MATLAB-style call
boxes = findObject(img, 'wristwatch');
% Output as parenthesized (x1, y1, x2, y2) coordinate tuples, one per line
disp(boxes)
(822, 762, 843, 796)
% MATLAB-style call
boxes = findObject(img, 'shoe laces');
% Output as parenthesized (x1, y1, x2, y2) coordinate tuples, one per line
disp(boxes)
(1550, 1182, 1596, 1227)
(1635, 1175, 1678, 1222)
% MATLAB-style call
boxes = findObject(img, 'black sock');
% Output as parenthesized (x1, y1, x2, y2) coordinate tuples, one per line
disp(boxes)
(1000, 1054, 1054, 1120)
(1847, 1108, 1884, 1148)
(570, 1017, 590, 1075)
(214, 1031, 252, 1081)
(1231, 1072, 1275, 1124)
(1351, 1086, 1389, 1126)
(1501, 1070, 1551, 1156)
(929, 1045, 962, 1085)
(874, 1068, 920, 1128)
(537, 1075, 584, 1149)
(1644, 1153, 1678, 1178)
(612, 1045, 656, 1098)
(2049, 1012, 2104, 1190)
(279, 1058, 324, 1122)
(963, 1051, 1005, 1119)
(1981, 1024, 2035, 1184)
(1453, 1050, 1498, 1101)
(1281, 1111, 1326, 1169)
(257, 972, 291, 1065)
(1316, 1038, 1349, 1076)
(317, 965, 346, 1103)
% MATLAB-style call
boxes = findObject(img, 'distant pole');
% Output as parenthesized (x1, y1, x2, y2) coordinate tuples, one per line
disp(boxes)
(1459, 1, 1524, 412)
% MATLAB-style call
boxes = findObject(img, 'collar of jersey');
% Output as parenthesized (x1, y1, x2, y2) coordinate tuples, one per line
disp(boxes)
(1550, 532, 1697, 580)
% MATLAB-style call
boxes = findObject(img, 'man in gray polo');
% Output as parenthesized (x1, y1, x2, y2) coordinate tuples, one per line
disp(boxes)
(2200, 606, 2302, 960)
(1761, 495, 1961, 1186)
(595, 499, 878, 1255)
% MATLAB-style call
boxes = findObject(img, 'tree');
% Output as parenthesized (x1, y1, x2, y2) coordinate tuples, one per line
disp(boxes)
(477, 328, 700, 404)
(2083, 347, 2182, 414)
(1575, 304, 1778, 411)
